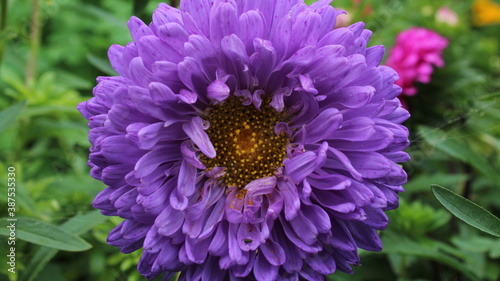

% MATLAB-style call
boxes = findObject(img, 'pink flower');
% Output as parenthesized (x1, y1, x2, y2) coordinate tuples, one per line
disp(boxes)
(387, 27, 448, 96)
(436, 6, 459, 26)
(334, 9, 352, 28)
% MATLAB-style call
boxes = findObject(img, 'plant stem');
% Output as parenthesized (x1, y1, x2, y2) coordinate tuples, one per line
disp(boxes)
(26, 0, 41, 86)
(0, 0, 8, 67)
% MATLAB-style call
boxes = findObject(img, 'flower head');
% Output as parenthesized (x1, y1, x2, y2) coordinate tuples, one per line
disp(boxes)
(436, 6, 459, 26)
(473, 0, 500, 26)
(386, 27, 448, 96)
(78, 0, 410, 280)
(334, 9, 351, 28)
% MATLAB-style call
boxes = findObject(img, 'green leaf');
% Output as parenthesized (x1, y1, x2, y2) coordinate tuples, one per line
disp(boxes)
(0, 101, 26, 133)
(18, 211, 108, 281)
(431, 185, 500, 237)
(55, 71, 93, 90)
(0, 217, 91, 251)
(86, 53, 117, 76)
(382, 231, 481, 281)
(418, 126, 498, 181)
(404, 173, 468, 193)
(490, 240, 500, 259)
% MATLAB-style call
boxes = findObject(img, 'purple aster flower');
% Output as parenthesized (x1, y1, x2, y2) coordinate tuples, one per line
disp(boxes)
(78, 0, 410, 280)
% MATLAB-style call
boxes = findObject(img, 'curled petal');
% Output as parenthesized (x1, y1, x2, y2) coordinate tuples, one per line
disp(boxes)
(183, 116, 216, 159)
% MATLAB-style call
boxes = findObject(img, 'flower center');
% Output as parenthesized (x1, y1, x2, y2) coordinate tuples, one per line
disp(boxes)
(202, 96, 289, 188)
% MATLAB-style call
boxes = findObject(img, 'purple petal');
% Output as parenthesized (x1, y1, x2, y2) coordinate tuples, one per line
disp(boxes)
(137, 181, 170, 215)
(306, 173, 350, 191)
(179, 89, 198, 104)
(209, 2, 239, 47)
(302, 204, 331, 233)
(277, 179, 300, 221)
(324, 147, 363, 181)
(137, 122, 186, 150)
(134, 145, 182, 178)
(182, 116, 216, 158)
(177, 159, 197, 197)
(155, 205, 184, 237)
(156, 22, 189, 51)
(244, 176, 277, 196)
(180, 0, 211, 35)
(207, 79, 231, 102)
(151, 3, 182, 27)
(284, 142, 328, 183)
(333, 117, 376, 141)
(305, 251, 336, 275)
(249, 39, 277, 87)
(239, 10, 265, 47)
(318, 27, 354, 47)
(108, 44, 127, 75)
(330, 220, 356, 252)
(280, 217, 322, 253)
(185, 236, 210, 263)
(170, 188, 188, 210)
(254, 252, 279, 281)
(199, 198, 226, 239)
(298, 108, 343, 144)
(332, 85, 375, 108)
(344, 151, 392, 179)
(365, 45, 385, 67)
(289, 211, 318, 245)
(237, 223, 261, 251)
(225, 188, 245, 223)
(312, 189, 356, 214)
(228, 223, 243, 264)
(127, 16, 153, 42)
(330, 126, 394, 152)
(347, 222, 382, 251)
(221, 34, 249, 65)
(148, 82, 177, 105)
(287, 10, 321, 57)
(266, 189, 284, 219)
(276, 226, 303, 273)
(180, 140, 206, 169)
(136, 35, 182, 67)
(230, 251, 256, 277)
(260, 239, 286, 266)
(208, 223, 228, 256)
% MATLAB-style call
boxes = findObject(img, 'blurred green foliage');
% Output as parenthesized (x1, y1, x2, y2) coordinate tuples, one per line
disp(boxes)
(1, 0, 499, 280)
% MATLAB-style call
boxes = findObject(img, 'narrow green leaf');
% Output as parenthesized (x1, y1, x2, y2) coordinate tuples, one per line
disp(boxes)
(0, 217, 91, 251)
(0, 100, 25, 133)
(404, 173, 468, 193)
(79, 5, 127, 27)
(18, 211, 108, 281)
(418, 126, 498, 181)
(382, 231, 480, 281)
(431, 185, 500, 237)
(13, 181, 38, 216)
(58, 210, 109, 235)
(55, 71, 93, 89)
(22, 105, 79, 118)
(490, 240, 500, 259)
(86, 53, 117, 76)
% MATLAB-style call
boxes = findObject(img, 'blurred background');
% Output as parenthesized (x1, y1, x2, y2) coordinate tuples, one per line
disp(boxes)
(0, 0, 499, 280)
